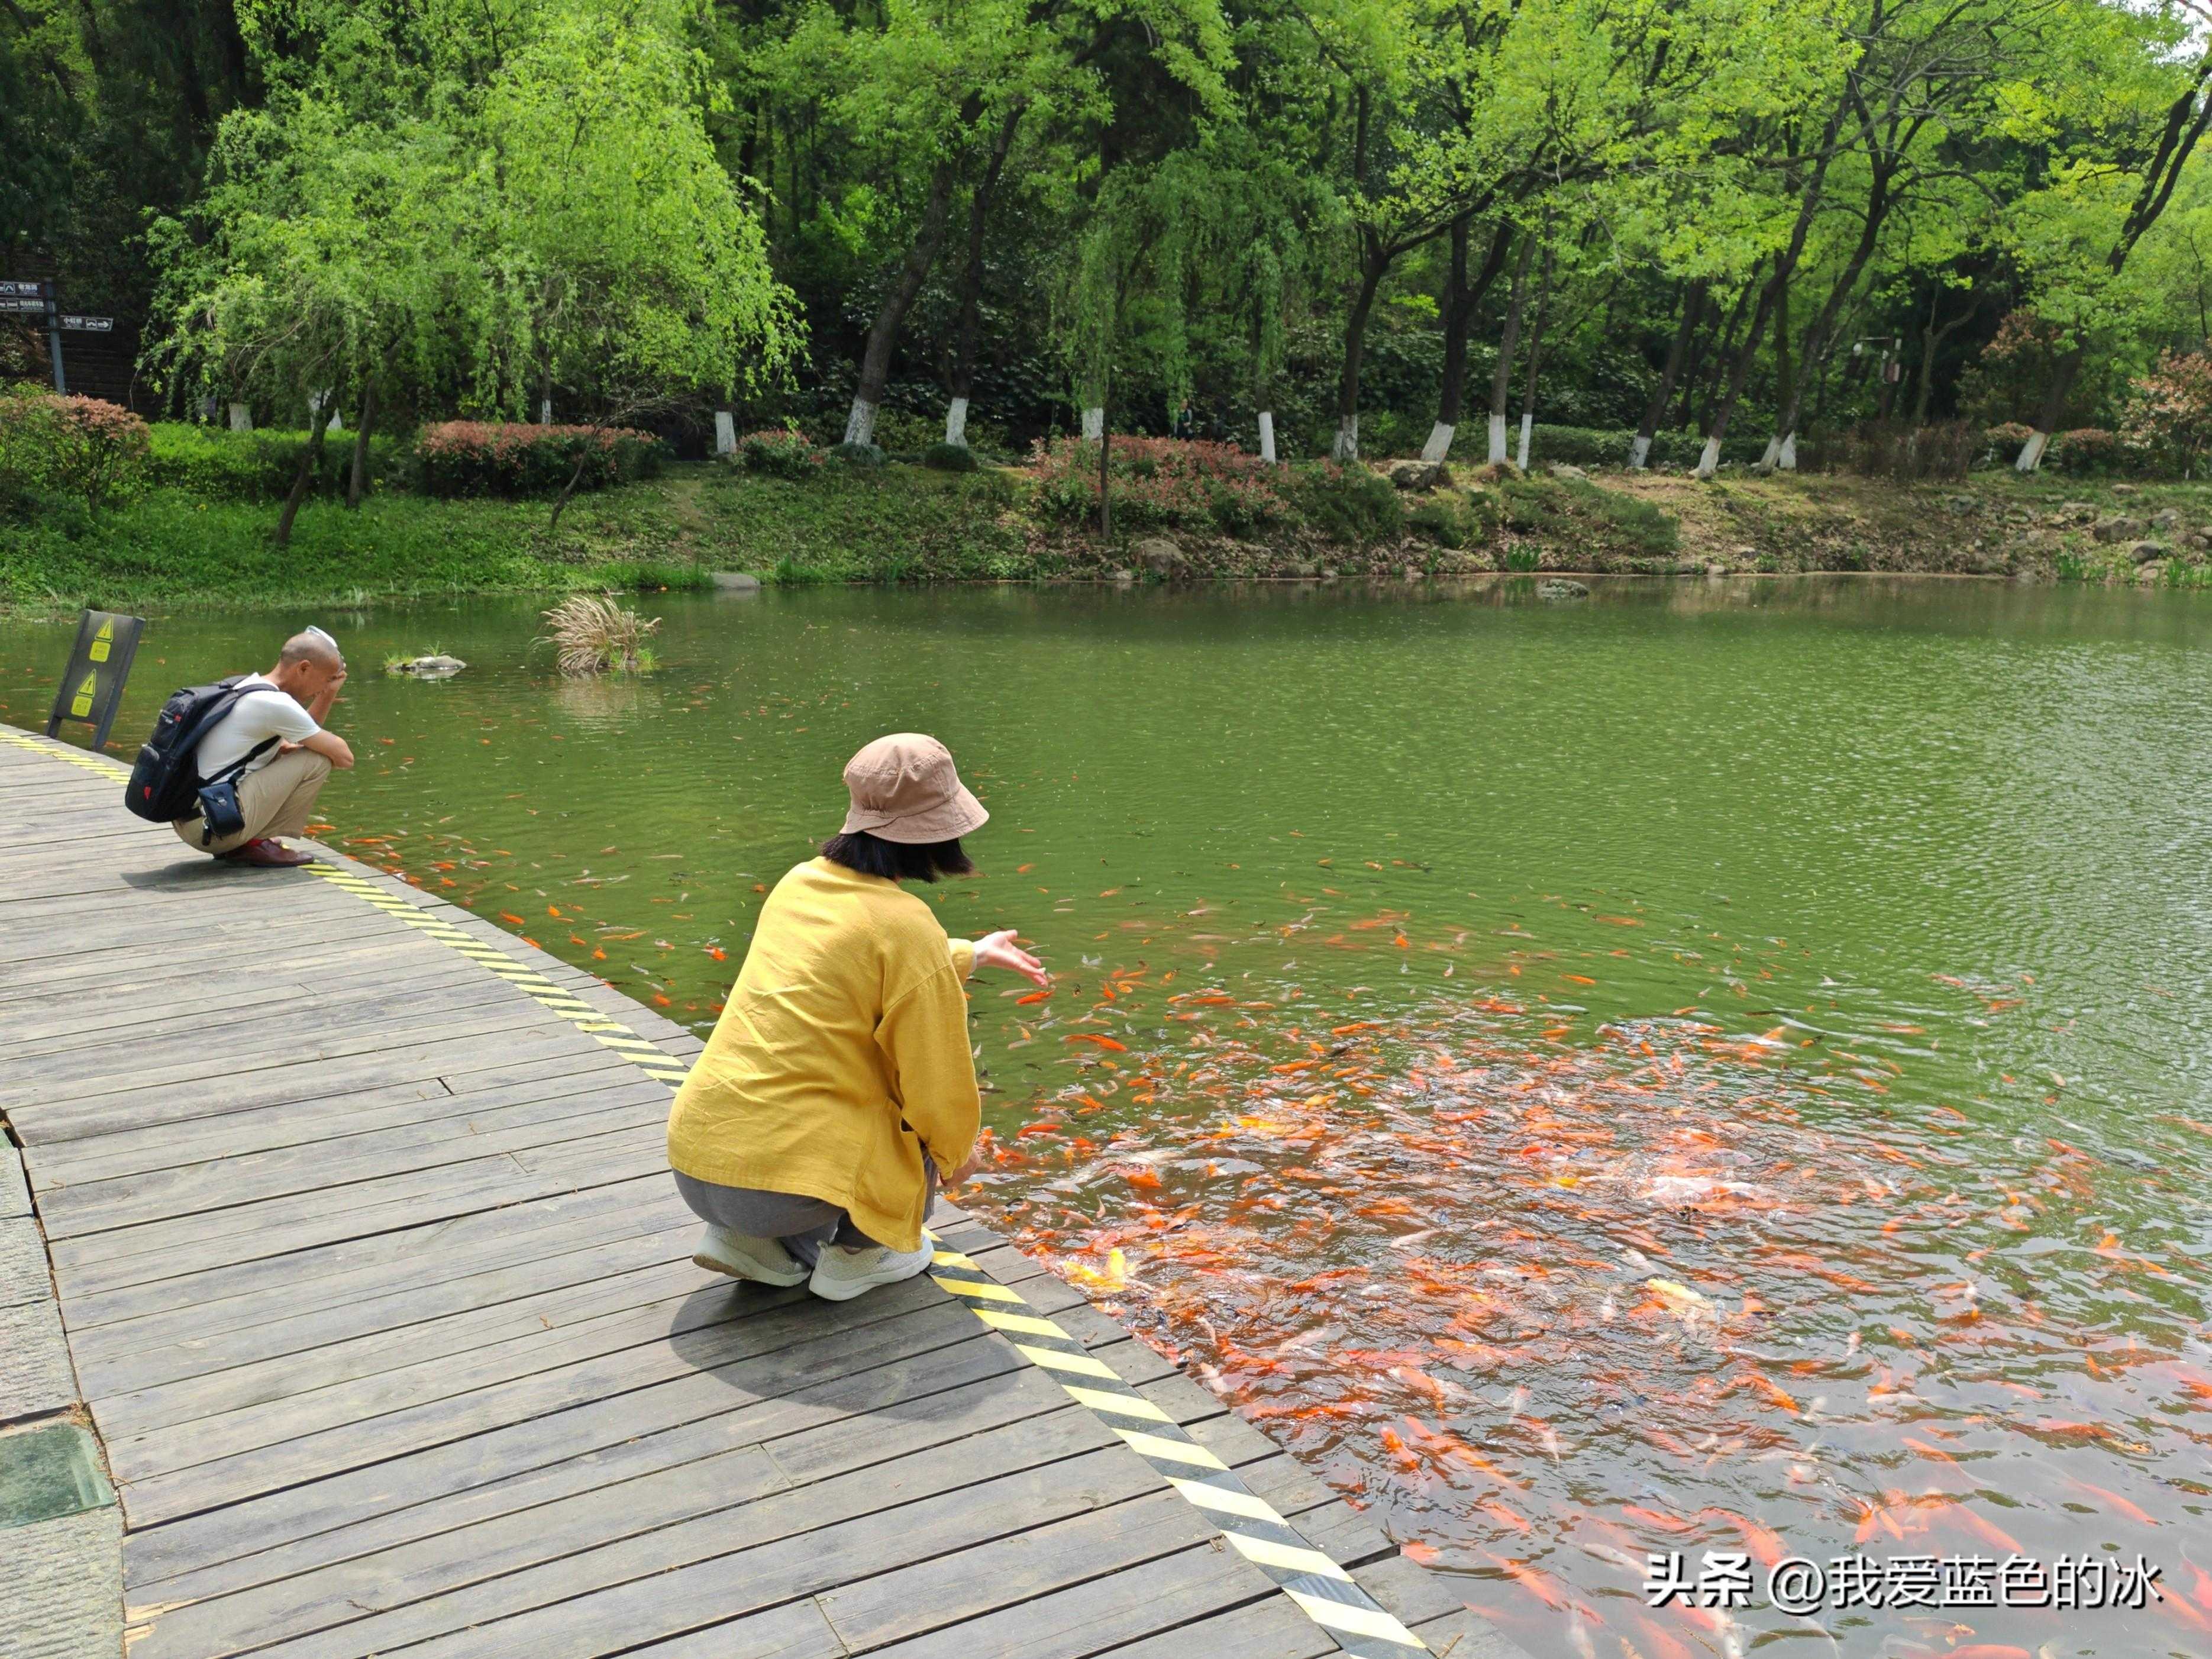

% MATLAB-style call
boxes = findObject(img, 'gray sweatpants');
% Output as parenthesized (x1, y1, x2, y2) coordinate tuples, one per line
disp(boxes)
(673, 1161, 938, 1269)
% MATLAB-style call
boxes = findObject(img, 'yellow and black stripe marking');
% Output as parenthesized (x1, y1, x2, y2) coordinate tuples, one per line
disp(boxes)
(6, 728, 1426, 1657)
(925, 1242, 1428, 1657)
(1, 730, 133, 777)
(304, 865, 698, 1088)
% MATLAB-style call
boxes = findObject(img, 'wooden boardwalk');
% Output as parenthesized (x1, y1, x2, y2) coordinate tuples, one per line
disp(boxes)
(0, 725, 1525, 1659)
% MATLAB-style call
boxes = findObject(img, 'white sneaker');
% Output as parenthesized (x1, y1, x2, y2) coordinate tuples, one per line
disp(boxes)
(809, 1241, 934, 1302)
(692, 1225, 809, 1286)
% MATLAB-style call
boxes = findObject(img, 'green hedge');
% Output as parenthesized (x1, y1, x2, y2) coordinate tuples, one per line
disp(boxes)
(147, 422, 402, 502)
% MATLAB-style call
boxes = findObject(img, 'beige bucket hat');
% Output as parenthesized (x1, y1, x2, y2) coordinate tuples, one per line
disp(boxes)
(839, 732, 989, 844)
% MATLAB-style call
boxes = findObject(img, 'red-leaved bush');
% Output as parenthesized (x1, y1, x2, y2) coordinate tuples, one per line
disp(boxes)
(413, 421, 666, 498)
(737, 428, 826, 478)
(1028, 435, 1291, 532)
(0, 389, 150, 515)
(2121, 350, 2212, 476)
(2046, 428, 2128, 476)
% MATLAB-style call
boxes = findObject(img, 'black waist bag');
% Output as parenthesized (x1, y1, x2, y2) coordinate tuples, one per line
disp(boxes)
(193, 744, 276, 846)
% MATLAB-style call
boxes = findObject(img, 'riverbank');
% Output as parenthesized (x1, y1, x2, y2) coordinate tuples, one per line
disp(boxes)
(5, 457, 2209, 615)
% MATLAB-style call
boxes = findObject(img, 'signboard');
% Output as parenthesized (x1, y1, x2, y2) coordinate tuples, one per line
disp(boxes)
(0, 279, 49, 298)
(45, 609, 144, 754)
(59, 315, 113, 332)
(0, 297, 48, 314)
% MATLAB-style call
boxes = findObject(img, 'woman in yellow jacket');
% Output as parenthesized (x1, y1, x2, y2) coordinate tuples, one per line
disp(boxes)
(667, 733, 1047, 1301)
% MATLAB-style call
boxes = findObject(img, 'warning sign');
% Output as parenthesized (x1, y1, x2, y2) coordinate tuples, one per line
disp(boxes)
(46, 609, 143, 752)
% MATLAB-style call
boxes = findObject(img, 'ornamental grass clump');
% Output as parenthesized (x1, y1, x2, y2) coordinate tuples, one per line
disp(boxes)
(541, 594, 661, 676)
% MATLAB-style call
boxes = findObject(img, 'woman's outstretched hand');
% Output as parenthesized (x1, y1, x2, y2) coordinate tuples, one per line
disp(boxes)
(974, 929, 1048, 987)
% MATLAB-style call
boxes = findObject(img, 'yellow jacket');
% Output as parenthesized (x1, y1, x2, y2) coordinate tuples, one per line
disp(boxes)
(666, 857, 979, 1251)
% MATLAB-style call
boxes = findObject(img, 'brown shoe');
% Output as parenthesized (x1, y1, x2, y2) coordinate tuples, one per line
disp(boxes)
(218, 838, 314, 868)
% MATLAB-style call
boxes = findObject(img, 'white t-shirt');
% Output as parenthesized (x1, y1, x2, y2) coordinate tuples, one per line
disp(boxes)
(195, 674, 319, 781)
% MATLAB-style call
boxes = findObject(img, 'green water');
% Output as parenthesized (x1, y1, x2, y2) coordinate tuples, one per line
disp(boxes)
(5, 576, 2210, 1657)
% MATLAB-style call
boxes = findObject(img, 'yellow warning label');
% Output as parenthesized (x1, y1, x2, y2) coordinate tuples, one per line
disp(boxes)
(90, 618, 114, 661)
(69, 672, 96, 718)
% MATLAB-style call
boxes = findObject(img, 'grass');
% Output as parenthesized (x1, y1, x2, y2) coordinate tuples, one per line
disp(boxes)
(15, 448, 2209, 616)
(0, 486, 716, 617)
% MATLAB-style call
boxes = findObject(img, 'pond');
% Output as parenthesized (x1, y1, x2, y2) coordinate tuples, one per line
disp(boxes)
(5, 576, 2211, 1658)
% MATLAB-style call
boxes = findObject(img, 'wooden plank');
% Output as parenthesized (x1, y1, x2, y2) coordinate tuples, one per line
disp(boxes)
(28, 1045, 639, 1191)
(41, 1075, 670, 1238)
(245, 1446, 1174, 1659)
(114, 1273, 960, 1525)
(60, 1167, 674, 1340)
(128, 1386, 1106, 1659)
(122, 1300, 1011, 1600)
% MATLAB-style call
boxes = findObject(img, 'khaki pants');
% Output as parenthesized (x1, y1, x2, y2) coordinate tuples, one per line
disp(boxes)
(172, 748, 332, 857)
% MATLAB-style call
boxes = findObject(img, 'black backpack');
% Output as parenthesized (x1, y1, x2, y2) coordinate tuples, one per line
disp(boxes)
(124, 676, 278, 824)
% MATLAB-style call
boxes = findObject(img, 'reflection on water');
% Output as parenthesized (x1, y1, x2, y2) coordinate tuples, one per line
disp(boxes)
(5, 575, 2210, 1656)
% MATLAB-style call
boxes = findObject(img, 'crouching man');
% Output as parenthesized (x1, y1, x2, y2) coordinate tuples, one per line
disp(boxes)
(173, 628, 355, 867)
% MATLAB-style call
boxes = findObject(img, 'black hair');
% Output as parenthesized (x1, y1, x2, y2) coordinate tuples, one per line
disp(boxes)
(820, 831, 974, 884)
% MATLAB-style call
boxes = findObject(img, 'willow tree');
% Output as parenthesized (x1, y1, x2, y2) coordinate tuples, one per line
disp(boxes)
(148, 0, 797, 499)
(465, 2, 799, 423)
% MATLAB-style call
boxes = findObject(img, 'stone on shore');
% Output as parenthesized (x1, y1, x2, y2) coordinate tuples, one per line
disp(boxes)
(1384, 459, 1450, 491)
(1537, 577, 1590, 600)
(712, 571, 762, 592)
(1134, 536, 1186, 576)
(2092, 515, 2145, 543)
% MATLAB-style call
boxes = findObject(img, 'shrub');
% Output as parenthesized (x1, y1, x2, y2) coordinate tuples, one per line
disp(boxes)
(2046, 428, 2128, 476)
(414, 421, 666, 498)
(0, 389, 150, 515)
(738, 427, 826, 479)
(1836, 419, 1974, 482)
(540, 593, 660, 674)
(832, 441, 886, 467)
(922, 441, 978, 472)
(146, 422, 402, 501)
(868, 408, 941, 455)
(1408, 497, 1476, 546)
(1978, 422, 2035, 467)
(1289, 461, 1404, 546)
(1028, 435, 1294, 534)
(2121, 351, 2212, 476)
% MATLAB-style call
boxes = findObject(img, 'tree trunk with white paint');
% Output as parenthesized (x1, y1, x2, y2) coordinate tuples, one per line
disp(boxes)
(714, 410, 737, 456)
(1080, 406, 1103, 441)
(1257, 411, 1277, 464)
(1633, 282, 1704, 469)
(2017, 346, 2083, 472)
(1513, 232, 1556, 475)
(1488, 235, 1536, 466)
(227, 401, 251, 432)
(944, 105, 1022, 448)
(1430, 218, 1516, 469)
(850, 145, 964, 451)
(1332, 236, 1390, 463)
(538, 398, 552, 425)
